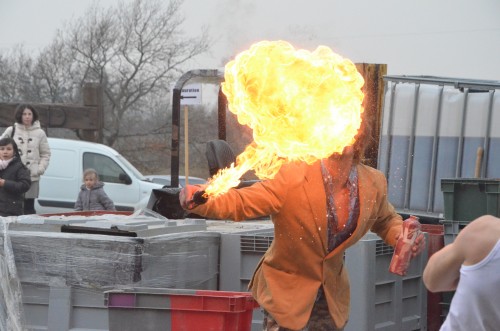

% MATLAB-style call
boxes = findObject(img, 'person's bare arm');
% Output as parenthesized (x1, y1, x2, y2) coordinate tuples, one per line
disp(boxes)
(423, 242, 464, 292)
(424, 215, 500, 293)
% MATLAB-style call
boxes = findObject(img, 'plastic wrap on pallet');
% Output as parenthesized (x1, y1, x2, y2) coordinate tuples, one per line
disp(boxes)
(2, 227, 219, 289)
(141, 234, 220, 289)
(1, 214, 221, 331)
(10, 231, 143, 287)
(0, 219, 25, 331)
(1, 214, 219, 291)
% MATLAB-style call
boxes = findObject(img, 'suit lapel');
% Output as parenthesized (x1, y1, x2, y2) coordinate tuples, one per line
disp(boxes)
(352, 164, 377, 238)
(303, 161, 329, 252)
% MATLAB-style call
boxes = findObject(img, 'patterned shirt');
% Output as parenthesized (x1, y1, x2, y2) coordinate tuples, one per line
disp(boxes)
(320, 161, 360, 252)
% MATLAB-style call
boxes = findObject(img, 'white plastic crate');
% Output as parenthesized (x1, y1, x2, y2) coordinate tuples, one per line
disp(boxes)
(345, 232, 427, 331)
(219, 228, 274, 331)
(22, 284, 108, 331)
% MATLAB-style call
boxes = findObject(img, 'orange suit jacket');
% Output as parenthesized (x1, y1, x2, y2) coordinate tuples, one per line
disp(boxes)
(191, 161, 403, 330)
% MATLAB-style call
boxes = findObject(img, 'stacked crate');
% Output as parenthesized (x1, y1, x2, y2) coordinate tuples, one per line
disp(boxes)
(441, 178, 500, 244)
(0, 214, 220, 331)
(219, 230, 428, 331)
(439, 178, 500, 317)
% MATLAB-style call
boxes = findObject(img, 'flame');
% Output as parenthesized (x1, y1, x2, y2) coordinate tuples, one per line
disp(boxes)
(204, 40, 364, 198)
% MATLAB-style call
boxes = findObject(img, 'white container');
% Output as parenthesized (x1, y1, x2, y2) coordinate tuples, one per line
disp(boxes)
(378, 76, 500, 220)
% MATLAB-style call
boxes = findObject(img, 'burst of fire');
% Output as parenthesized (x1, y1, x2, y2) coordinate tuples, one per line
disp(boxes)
(204, 40, 364, 198)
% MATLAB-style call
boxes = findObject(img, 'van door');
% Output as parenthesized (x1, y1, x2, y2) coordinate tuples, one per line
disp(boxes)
(36, 146, 80, 213)
(83, 152, 138, 211)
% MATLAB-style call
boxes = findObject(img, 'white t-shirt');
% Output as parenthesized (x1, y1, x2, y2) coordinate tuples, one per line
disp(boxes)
(440, 239, 500, 331)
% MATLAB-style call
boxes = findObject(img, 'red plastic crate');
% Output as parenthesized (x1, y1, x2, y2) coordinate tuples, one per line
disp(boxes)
(105, 288, 260, 331)
(421, 224, 445, 331)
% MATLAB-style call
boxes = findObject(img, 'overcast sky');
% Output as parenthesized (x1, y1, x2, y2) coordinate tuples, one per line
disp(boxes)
(1, 0, 499, 80)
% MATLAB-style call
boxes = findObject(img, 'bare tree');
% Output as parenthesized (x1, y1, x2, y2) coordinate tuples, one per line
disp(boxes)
(30, 35, 78, 104)
(0, 46, 34, 102)
(0, 0, 212, 173)
(60, 0, 210, 145)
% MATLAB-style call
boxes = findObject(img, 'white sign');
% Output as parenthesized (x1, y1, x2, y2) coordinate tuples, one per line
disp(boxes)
(180, 83, 202, 105)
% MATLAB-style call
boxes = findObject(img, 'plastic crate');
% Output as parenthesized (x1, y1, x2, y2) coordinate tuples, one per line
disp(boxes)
(438, 220, 468, 321)
(219, 230, 428, 331)
(441, 178, 500, 223)
(22, 284, 108, 331)
(439, 291, 455, 319)
(105, 288, 260, 331)
(441, 220, 470, 245)
(219, 229, 274, 292)
(219, 229, 274, 330)
(420, 224, 445, 331)
(2, 218, 219, 331)
(345, 232, 427, 331)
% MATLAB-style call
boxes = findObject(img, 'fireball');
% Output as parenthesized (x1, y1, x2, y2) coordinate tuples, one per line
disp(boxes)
(205, 40, 364, 198)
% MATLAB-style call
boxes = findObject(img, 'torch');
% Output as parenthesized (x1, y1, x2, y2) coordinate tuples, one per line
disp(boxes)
(191, 190, 208, 206)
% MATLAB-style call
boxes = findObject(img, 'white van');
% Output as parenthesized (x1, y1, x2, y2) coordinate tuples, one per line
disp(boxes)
(35, 138, 164, 214)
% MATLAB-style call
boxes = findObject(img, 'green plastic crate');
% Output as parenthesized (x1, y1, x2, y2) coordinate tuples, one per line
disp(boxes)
(441, 178, 500, 223)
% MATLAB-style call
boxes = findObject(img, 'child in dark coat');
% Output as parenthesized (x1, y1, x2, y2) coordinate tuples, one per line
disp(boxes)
(74, 168, 116, 211)
(0, 137, 31, 216)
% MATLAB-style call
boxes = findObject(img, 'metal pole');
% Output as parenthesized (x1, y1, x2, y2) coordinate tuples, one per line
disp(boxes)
(184, 105, 189, 186)
(218, 86, 227, 141)
(482, 90, 495, 177)
(403, 84, 420, 209)
(171, 88, 181, 188)
(169, 69, 224, 188)
(455, 88, 469, 177)
(427, 85, 444, 212)
(382, 82, 397, 180)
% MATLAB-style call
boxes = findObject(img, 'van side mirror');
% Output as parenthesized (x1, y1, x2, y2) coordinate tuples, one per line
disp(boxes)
(119, 173, 132, 184)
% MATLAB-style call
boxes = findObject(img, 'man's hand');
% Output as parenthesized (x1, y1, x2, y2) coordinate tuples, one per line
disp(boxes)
(394, 226, 426, 258)
(411, 231, 426, 258)
(179, 185, 202, 210)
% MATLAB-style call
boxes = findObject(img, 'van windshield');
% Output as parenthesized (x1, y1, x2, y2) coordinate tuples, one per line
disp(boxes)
(116, 155, 147, 180)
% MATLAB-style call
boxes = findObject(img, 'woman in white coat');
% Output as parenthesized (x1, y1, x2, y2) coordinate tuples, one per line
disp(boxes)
(1, 104, 51, 214)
